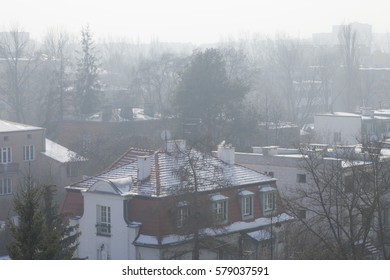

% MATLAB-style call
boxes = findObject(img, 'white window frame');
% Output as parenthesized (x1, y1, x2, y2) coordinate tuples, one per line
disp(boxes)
(211, 194, 228, 224)
(259, 185, 277, 214)
(0, 147, 11, 163)
(264, 192, 275, 211)
(97, 205, 111, 236)
(239, 190, 254, 219)
(23, 145, 35, 161)
(0, 178, 11, 195)
(242, 196, 253, 216)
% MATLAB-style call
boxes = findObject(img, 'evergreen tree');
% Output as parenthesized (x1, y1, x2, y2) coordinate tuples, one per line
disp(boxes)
(40, 185, 80, 259)
(6, 176, 45, 260)
(175, 48, 248, 145)
(74, 25, 101, 116)
(6, 181, 79, 259)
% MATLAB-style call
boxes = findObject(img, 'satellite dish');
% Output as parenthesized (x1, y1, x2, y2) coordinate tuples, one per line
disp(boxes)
(161, 130, 171, 142)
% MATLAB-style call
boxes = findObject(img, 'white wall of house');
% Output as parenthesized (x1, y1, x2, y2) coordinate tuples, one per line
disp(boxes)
(314, 114, 362, 144)
(235, 153, 310, 198)
(77, 189, 138, 260)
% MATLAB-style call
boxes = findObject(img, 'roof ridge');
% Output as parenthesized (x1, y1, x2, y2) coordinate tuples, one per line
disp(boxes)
(105, 147, 155, 171)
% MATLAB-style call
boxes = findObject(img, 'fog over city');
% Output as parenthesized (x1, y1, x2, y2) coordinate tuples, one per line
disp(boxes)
(2, 0, 390, 264)
(2, 0, 390, 44)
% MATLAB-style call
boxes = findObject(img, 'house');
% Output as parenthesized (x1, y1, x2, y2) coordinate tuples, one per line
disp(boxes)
(0, 119, 87, 222)
(235, 144, 390, 258)
(314, 109, 390, 145)
(62, 140, 291, 260)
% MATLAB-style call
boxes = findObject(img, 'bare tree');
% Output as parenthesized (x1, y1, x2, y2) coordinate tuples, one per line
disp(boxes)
(41, 28, 72, 123)
(165, 140, 231, 259)
(0, 26, 41, 122)
(283, 144, 390, 259)
(338, 24, 361, 112)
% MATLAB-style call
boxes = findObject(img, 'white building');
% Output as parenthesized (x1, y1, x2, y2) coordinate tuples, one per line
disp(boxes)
(63, 141, 292, 260)
(314, 110, 390, 145)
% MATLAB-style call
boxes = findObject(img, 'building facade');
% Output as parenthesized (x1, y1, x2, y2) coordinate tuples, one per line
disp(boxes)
(63, 141, 291, 260)
(0, 119, 87, 222)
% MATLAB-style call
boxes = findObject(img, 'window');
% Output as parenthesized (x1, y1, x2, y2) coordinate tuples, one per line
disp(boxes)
(3, 136, 8, 141)
(211, 194, 228, 224)
(239, 190, 254, 219)
(66, 163, 78, 177)
(297, 174, 306, 183)
(264, 192, 275, 211)
(176, 203, 190, 228)
(0, 178, 11, 195)
(96, 205, 111, 236)
(23, 145, 34, 161)
(259, 185, 277, 213)
(0, 147, 11, 163)
(265, 171, 274, 177)
(242, 196, 253, 217)
(344, 175, 353, 193)
(298, 209, 307, 219)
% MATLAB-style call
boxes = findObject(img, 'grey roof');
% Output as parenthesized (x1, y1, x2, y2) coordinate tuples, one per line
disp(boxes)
(42, 139, 87, 163)
(0, 119, 43, 133)
(70, 148, 275, 197)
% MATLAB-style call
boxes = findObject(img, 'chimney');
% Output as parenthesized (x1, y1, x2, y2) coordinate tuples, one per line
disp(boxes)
(166, 139, 186, 153)
(218, 142, 235, 164)
(137, 155, 151, 181)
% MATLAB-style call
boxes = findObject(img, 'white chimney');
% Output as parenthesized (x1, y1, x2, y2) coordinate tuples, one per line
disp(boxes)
(218, 143, 235, 164)
(137, 155, 151, 181)
(167, 139, 186, 153)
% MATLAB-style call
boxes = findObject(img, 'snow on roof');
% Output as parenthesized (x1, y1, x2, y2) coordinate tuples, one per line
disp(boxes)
(42, 139, 87, 163)
(259, 185, 276, 192)
(210, 194, 229, 201)
(246, 229, 271, 241)
(0, 119, 43, 133)
(239, 190, 255, 196)
(317, 112, 361, 118)
(70, 148, 275, 197)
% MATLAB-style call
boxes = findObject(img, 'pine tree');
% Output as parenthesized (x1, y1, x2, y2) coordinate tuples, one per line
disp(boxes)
(74, 25, 101, 116)
(40, 185, 80, 259)
(6, 176, 45, 259)
(6, 181, 79, 259)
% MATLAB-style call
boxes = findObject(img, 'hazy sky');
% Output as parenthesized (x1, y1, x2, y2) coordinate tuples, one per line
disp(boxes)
(2, 0, 390, 44)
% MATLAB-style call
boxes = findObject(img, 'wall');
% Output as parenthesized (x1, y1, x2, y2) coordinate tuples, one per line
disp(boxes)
(0, 128, 45, 220)
(77, 191, 137, 260)
(314, 114, 362, 144)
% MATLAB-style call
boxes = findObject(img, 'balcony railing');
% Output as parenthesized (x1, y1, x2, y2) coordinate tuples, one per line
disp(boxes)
(96, 223, 111, 236)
